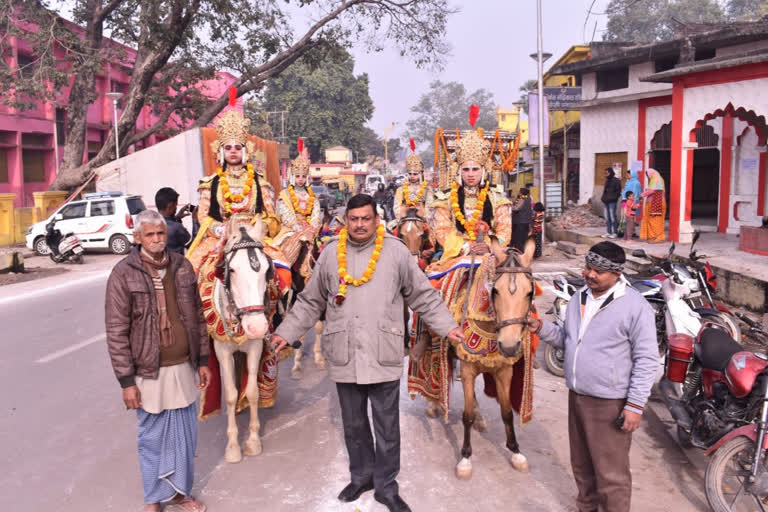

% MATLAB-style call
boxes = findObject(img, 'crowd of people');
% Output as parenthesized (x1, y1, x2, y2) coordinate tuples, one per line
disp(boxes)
(104, 107, 657, 512)
(602, 166, 668, 243)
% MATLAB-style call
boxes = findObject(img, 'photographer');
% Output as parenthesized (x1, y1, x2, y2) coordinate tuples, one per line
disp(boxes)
(154, 187, 192, 255)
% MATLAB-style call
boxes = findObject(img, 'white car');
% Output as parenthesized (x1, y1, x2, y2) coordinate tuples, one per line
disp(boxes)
(26, 192, 146, 255)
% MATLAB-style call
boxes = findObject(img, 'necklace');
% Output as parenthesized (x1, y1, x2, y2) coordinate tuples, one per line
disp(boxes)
(402, 180, 426, 207)
(335, 224, 385, 304)
(450, 181, 489, 241)
(288, 185, 315, 217)
(217, 163, 255, 213)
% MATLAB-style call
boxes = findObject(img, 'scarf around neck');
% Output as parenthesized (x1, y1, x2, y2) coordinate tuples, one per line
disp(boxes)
(140, 248, 174, 348)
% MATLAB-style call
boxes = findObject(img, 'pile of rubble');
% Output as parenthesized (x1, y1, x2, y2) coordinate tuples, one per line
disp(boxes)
(549, 204, 605, 230)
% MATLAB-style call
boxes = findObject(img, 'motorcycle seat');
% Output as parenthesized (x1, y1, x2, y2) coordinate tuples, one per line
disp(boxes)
(566, 277, 585, 288)
(695, 327, 742, 371)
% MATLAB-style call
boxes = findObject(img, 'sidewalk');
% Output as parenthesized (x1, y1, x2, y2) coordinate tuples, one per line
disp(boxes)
(546, 224, 768, 312)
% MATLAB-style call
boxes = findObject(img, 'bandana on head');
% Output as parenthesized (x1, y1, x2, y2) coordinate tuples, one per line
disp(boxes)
(586, 251, 624, 273)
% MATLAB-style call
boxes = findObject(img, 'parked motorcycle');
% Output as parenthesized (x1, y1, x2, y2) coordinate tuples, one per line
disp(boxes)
(45, 217, 85, 264)
(659, 325, 768, 511)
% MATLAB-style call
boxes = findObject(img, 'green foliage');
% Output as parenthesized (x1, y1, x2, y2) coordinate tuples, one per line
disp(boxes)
(405, 80, 497, 146)
(517, 79, 538, 115)
(602, 0, 726, 42)
(727, 0, 768, 20)
(257, 49, 374, 163)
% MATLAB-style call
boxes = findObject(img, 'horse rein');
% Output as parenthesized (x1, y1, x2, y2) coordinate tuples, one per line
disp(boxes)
(494, 249, 534, 331)
(218, 226, 274, 324)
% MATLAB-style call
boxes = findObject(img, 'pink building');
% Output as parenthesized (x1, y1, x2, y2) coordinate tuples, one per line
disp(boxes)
(0, 18, 239, 207)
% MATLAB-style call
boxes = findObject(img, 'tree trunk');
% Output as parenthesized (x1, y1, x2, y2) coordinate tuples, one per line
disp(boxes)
(50, 0, 104, 191)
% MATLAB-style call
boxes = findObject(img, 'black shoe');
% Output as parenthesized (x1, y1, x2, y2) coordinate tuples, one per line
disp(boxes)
(374, 493, 412, 512)
(337, 481, 374, 502)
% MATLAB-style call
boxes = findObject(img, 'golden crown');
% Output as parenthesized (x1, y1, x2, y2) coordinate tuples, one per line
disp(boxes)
(290, 154, 310, 175)
(455, 130, 490, 167)
(210, 109, 251, 154)
(405, 153, 424, 172)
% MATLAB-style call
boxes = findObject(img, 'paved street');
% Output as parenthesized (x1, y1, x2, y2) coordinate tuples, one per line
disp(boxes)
(0, 252, 709, 511)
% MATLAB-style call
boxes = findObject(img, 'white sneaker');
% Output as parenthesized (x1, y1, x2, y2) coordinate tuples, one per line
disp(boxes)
(601, 233, 611, 238)
(608, 233, 618, 239)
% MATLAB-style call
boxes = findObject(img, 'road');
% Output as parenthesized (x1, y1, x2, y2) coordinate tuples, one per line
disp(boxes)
(0, 252, 709, 511)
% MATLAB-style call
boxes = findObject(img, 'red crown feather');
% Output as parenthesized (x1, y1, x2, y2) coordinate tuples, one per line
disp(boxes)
(228, 86, 237, 107)
(469, 104, 480, 127)
(297, 138, 304, 154)
(409, 138, 416, 152)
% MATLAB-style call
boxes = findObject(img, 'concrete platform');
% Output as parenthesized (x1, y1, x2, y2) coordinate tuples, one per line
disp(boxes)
(546, 224, 768, 312)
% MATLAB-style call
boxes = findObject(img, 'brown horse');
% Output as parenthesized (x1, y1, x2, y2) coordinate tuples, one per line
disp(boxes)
(397, 208, 431, 354)
(454, 237, 536, 480)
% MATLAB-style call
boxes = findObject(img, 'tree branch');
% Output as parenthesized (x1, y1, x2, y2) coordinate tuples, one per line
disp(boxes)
(125, 89, 194, 146)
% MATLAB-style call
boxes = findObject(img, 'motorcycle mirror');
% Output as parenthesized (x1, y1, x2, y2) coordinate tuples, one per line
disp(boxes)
(632, 249, 647, 259)
(669, 242, 676, 256)
(693, 230, 701, 244)
(54, 213, 63, 221)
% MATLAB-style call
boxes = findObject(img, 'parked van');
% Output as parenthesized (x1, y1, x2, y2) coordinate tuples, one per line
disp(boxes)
(365, 174, 384, 195)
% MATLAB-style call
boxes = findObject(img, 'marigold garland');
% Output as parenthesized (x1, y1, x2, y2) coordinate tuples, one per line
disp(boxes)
(217, 163, 255, 213)
(450, 181, 489, 241)
(402, 180, 427, 207)
(335, 224, 385, 303)
(288, 185, 315, 216)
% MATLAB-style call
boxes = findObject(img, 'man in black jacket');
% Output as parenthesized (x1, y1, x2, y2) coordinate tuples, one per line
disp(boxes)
(155, 187, 191, 254)
(601, 168, 622, 239)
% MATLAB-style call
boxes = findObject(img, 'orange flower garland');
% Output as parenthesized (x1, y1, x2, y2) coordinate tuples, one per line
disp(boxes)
(402, 180, 427, 207)
(217, 163, 255, 213)
(335, 224, 385, 304)
(288, 185, 315, 216)
(450, 181, 489, 241)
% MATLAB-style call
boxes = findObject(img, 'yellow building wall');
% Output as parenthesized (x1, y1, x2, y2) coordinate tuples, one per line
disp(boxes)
(325, 148, 352, 163)
(495, 107, 529, 146)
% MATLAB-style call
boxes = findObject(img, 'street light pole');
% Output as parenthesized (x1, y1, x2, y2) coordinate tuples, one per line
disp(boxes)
(106, 92, 123, 160)
(534, 0, 548, 244)
(383, 121, 397, 175)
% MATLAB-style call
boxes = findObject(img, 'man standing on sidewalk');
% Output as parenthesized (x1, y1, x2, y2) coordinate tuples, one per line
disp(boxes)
(526, 241, 658, 512)
(105, 209, 210, 512)
(155, 187, 191, 254)
(271, 194, 462, 512)
(601, 168, 622, 238)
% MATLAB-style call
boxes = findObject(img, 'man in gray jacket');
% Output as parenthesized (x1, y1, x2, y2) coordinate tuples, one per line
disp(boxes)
(527, 241, 658, 512)
(272, 194, 462, 512)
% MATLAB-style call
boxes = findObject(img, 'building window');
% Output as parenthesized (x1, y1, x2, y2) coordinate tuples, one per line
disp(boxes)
(56, 108, 66, 146)
(654, 56, 678, 73)
(695, 48, 716, 61)
(0, 150, 7, 183)
(22, 149, 46, 182)
(17, 54, 35, 78)
(88, 140, 101, 161)
(596, 67, 629, 92)
(21, 133, 48, 147)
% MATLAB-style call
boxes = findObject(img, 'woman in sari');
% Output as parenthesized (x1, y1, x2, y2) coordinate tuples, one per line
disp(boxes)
(640, 168, 666, 242)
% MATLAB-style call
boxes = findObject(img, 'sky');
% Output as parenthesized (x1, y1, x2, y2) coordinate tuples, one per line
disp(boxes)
(346, 0, 611, 140)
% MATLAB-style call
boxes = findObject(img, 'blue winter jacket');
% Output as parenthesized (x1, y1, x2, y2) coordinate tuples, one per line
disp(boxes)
(622, 169, 643, 200)
(538, 280, 659, 414)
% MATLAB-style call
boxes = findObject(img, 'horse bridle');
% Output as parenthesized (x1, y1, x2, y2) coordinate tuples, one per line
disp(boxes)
(218, 226, 274, 322)
(397, 213, 427, 257)
(493, 249, 534, 331)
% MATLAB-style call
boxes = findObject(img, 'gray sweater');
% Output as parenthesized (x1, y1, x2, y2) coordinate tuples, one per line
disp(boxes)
(538, 280, 659, 414)
(275, 233, 458, 384)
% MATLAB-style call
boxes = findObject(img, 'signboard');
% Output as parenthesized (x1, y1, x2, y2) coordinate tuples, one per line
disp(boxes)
(543, 87, 582, 111)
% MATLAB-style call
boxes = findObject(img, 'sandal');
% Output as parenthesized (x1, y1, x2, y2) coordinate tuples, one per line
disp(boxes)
(166, 497, 206, 512)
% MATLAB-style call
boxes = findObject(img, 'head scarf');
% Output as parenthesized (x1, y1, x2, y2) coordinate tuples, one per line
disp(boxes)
(646, 169, 665, 191)
(586, 250, 624, 273)
(622, 169, 642, 199)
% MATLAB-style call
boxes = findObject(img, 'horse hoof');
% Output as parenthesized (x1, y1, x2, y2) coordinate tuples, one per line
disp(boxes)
(425, 405, 439, 418)
(456, 457, 473, 480)
(225, 444, 243, 464)
(473, 415, 488, 433)
(510, 452, 529, 473)
(314, 356, 326, 370)
(244, 438, 262, 457)
(290, 366, 303, 380)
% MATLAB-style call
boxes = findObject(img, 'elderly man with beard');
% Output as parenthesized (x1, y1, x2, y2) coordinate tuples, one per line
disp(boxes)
(526, 241, 658, 512)
(105, 209, 211, 512)
(271, 194, 463, 512)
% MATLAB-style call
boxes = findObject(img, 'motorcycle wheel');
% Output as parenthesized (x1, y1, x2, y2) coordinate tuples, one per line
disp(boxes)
(544, 343, 565, 377)
(74, 254, 84, 264)
(705, 436, 765, 512)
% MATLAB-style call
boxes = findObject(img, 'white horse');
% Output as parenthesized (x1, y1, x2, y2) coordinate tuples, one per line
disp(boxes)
(291, 320, 325, 378)
(212, 216, 273, 463)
